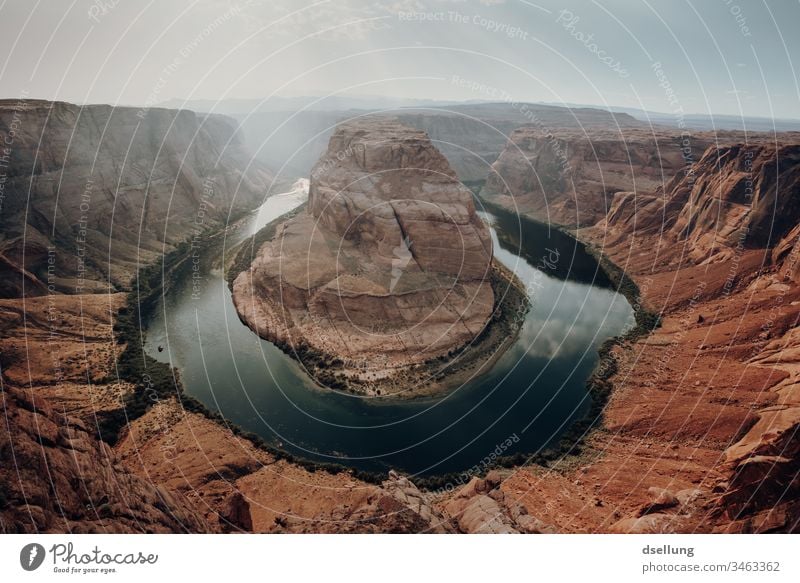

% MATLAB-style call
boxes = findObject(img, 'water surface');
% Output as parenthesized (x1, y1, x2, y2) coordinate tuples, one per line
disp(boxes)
(145, 180, 632, 476)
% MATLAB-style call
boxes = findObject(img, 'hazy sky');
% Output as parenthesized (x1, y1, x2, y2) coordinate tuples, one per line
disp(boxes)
(1, 0, 798, 118)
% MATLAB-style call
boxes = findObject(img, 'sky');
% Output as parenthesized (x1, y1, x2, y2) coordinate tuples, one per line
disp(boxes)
(1, 0, 798, 118)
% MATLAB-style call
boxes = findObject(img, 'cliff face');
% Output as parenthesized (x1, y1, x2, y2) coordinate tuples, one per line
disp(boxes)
(481, 127, 716, 227)
(0, 100, 272, 296)
(232, 119, 495, 395)
(565, 143, 800, 532)
(308, 119, 492, 279)
(600, 144, 800, 265)
(0, 293, 213, 533)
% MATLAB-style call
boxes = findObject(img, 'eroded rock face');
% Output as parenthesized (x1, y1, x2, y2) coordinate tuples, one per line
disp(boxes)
(0, 100, 273, 296)
(0, 383, 211, 534)
(308, 119, 492, 278)
(599, 144, 800, 265)
(481, 127, 715, 227)
(671, 144, 800, 259)
(232, 119, 495, 393)
(577, 141, 800, 533)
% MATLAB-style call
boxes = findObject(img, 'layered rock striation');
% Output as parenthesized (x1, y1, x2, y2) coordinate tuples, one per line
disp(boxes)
(0, 100, 273, 296)
(232, 119, 496, 394)
(601, 144, 800, 264)
(481, 127, 716, 227)
(574, 142, 800, 532)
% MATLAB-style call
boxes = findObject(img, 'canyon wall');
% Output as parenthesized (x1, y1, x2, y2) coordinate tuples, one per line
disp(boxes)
(599, 144, 800, 265)
(232, 102, 643, 183)
(481, 127, 718, 227)
(567, 142, 800, 532)
(397, 103, 639, 183)
(0, 100, 273, 296)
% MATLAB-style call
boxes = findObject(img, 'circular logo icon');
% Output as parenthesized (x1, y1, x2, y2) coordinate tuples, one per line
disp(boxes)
(20, 543, 46, 571)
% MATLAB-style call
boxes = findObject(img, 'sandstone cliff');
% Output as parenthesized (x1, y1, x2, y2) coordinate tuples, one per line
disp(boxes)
(481, 127, 717, 227)
(232, 118, 496, 395)
(564, 142, 800, 532)
(0, 100, 273, 296)
(598, 144, 800, 265)
(0, 294, 212, 533)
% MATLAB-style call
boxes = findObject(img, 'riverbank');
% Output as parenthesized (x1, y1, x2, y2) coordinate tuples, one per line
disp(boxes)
(473, 192, 662, 466)
(226, 206, 531, 400)
(134, 187, 643, 478)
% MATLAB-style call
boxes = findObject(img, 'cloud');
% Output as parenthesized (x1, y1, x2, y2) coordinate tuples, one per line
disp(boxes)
(240, 0, 392, 41)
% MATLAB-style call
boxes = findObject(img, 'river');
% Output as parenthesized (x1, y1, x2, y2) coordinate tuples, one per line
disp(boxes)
(144, 179, 633, 477)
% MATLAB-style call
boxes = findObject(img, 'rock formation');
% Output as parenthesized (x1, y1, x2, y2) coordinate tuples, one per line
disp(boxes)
(481, 127, 717, 227)
(0, 286, 228, 533)
(600, 144, 800, 261)
(576, 142, 800, 532)
(0, 100, 273, 296)
(398, 104, 641, 183)
(4, 97, 800, 534)
(232, 118, 496, 394)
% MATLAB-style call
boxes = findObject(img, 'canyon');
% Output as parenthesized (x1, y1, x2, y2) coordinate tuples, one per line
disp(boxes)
(224, 101, 641, 182)
(1, 99, 799, 533)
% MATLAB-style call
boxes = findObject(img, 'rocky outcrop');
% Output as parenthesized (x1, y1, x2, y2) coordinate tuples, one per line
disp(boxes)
(481, 127, 714, 227)
(571, 142, 800, 533)
(232, 118, 496, 395)
(0, 382, 211, 533)
(282, 471, 453, 534)
(440, 471, 558, 534)
(599, 144, 800, 265)
(0, 100, 273, 296)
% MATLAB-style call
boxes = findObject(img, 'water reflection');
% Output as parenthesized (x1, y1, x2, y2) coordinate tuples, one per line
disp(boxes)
(144, 182, 632, 476)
